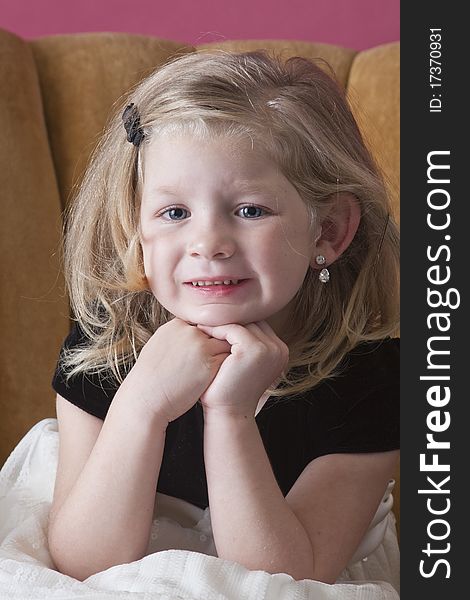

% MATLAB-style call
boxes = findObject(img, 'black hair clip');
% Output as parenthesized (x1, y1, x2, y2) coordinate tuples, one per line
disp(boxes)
(122, 103, 145, 147)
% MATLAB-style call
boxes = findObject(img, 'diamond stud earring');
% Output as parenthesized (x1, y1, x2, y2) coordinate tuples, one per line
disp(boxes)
(315, 255, 330, 283)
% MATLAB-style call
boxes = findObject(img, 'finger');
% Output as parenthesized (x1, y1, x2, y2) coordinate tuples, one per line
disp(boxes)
(196, 323, 253, 347)
(247, 322, 289, 368)
(244, 322, 271, 343)
(209, 339, 232, 354)
(196, 326, 231, 352)
(196, 324, 214, 334)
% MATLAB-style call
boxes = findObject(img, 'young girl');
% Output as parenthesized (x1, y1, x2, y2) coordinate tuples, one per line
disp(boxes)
(48, 49, 400, 584)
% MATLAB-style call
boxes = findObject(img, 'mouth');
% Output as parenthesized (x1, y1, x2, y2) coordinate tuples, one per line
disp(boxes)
(183, 278, 250, 295)
(184, 278, 246, 287)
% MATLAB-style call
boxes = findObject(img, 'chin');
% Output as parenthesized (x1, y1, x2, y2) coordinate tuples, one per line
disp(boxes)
(179, 310, 256, 327)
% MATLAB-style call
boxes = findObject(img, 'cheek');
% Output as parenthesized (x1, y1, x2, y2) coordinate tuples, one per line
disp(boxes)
(140, 237, 167, 282)
(140, 236, 180, 300)
(255, 237, 310, 301)
(140, 224, 167, 266)
(268, 222, 313, 268)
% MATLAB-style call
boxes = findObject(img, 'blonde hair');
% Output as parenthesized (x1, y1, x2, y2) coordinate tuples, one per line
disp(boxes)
(61, 49, 399, 398)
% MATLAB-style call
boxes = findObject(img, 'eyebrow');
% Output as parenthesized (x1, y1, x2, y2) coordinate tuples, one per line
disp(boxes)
(151, 181, 277, 198)
(234, 181, 277, 196)
(151, 185, 183, 198)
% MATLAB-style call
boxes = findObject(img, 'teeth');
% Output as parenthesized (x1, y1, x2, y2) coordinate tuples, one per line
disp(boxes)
(191, 279, 240, 286)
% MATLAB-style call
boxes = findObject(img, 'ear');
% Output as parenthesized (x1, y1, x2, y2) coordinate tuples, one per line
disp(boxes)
(310, 192, 360, 268)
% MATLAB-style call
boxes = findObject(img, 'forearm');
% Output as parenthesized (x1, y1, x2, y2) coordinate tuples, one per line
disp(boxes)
(203, 412, 314, 580)
(49, 390, 167, 580)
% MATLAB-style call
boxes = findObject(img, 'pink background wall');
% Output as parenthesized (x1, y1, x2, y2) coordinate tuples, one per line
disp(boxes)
(0, 0, 399, 51)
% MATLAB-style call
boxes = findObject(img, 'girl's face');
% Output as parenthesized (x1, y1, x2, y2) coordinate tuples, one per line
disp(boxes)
(139, 133, 317, 337)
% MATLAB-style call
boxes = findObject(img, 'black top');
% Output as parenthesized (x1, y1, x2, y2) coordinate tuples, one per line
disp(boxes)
(52, 324, 399, 510)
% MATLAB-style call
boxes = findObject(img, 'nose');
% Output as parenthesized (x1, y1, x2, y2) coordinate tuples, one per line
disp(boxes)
(187, 218, 236, 259)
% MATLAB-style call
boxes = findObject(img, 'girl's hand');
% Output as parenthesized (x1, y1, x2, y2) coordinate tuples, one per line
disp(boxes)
(196, 321, 289, 418)
(121, 318, 231, 424)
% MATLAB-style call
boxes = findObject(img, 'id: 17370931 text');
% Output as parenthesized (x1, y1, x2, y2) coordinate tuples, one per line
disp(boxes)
(429, 28, 442, 113)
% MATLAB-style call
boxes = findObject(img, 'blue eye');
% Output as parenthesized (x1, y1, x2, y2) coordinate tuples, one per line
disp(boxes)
(160, 207, 189, 221)
(239, 205, 266, 218)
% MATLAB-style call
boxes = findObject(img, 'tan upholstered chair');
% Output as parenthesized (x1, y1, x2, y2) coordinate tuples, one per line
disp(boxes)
(0, 29, 399, 529)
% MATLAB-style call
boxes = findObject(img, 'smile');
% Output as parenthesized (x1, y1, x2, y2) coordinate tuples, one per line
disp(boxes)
(184, 279, 250, 296)
(191, 279, 240, 286)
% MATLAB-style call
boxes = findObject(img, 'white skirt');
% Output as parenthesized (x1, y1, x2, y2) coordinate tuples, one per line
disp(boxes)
(0, 418, 400, 599)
